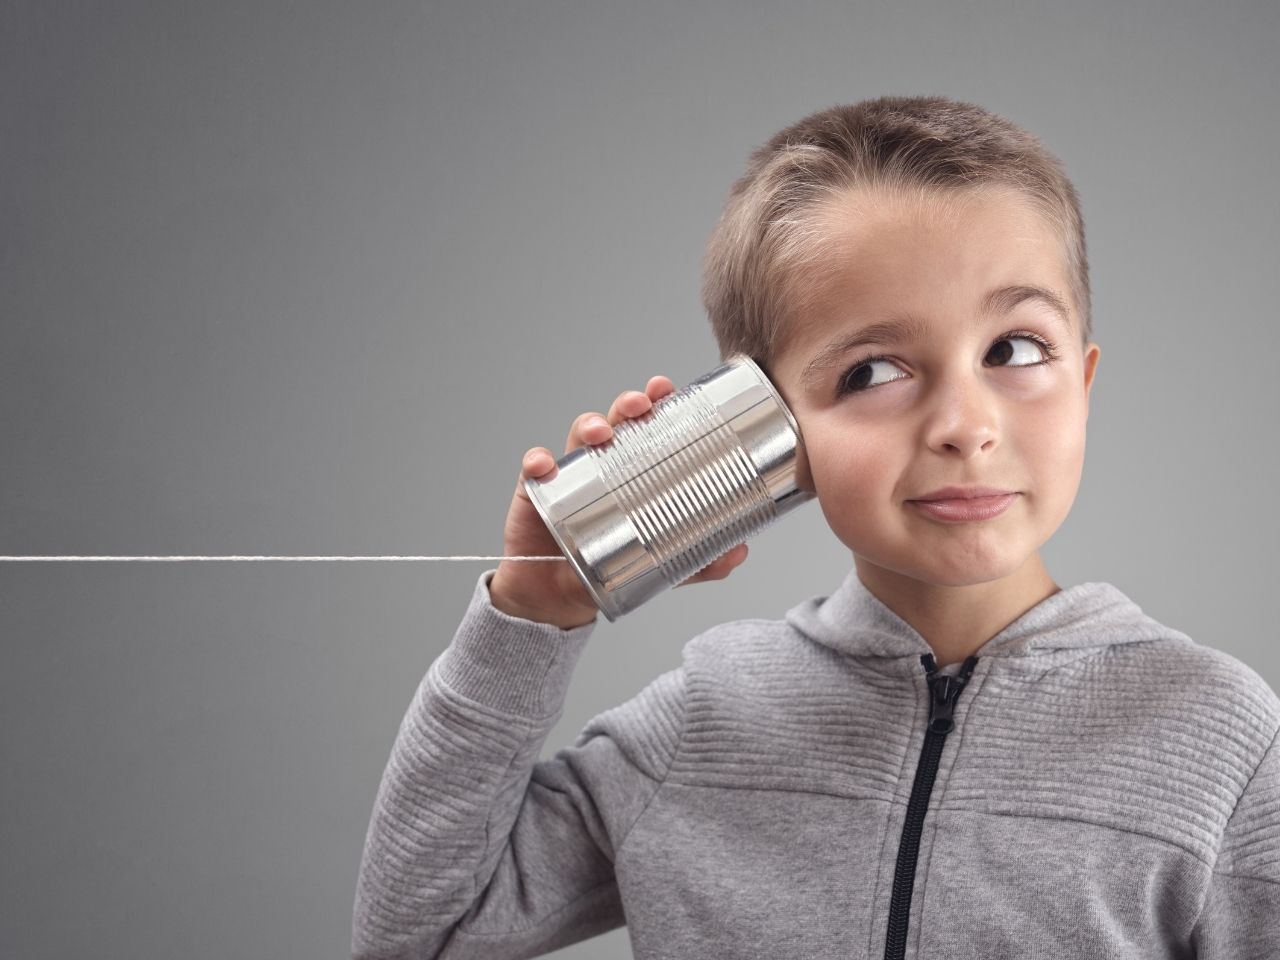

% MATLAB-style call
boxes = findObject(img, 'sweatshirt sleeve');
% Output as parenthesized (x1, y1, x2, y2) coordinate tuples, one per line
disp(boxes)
(1192, 725, 1280, 959)
(351, 567, 686, 960)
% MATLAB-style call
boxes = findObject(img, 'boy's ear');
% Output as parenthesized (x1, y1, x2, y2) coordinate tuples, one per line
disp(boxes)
(1082, 342, 1101, 411)
(794, 440, 816, 496)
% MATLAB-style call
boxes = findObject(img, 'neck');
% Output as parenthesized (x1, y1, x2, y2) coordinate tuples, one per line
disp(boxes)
(853, 554, 1061, 669)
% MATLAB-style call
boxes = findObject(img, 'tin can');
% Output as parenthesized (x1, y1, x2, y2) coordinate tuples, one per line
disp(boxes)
(522, 353, 814, 621)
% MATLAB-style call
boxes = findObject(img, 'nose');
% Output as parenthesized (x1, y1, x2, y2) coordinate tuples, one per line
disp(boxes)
(921, 370, 1000, 459)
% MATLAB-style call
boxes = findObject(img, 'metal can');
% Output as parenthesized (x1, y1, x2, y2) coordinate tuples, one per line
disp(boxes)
(522, 353, 814, 621)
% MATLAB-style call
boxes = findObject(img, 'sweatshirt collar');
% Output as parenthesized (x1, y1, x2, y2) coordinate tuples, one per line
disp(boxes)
(784, 566, 1191, 661)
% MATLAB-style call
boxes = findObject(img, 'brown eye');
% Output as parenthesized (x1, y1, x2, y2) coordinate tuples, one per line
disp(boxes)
(986, 333, 1056, 367)
(836, 356, 908, 396)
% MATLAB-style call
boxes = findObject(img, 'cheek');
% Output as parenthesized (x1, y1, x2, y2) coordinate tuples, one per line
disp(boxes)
(1014, 393, 1089, 489)
(968, 360, 1066, 407)
(808, 417, 906, 494)
(976, 366, 1088, 460)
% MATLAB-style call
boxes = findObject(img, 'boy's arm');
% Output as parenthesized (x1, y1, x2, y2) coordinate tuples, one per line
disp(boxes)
(1191, 725, 1280, 959)
(351, 568, 686, 960)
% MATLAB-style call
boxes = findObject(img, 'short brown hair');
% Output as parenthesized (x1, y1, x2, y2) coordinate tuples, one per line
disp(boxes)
(700, 95, 1091, 368)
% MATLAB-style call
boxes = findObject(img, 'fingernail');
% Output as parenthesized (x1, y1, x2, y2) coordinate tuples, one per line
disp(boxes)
(587, 416, 608, 430)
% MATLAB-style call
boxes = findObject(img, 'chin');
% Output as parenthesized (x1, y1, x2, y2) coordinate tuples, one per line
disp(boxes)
(858, 542, 1032, 588)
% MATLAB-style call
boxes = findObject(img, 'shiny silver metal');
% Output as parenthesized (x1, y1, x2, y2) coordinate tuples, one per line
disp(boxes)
(522, 353, 814, 621)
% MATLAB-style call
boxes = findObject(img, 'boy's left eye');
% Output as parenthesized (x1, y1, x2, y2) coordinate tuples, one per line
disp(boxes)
(836, 331, 1060, 397)
(987, 333, 1055, 368)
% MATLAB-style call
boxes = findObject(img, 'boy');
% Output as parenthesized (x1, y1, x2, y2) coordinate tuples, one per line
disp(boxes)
(352, 96, 1280, 959)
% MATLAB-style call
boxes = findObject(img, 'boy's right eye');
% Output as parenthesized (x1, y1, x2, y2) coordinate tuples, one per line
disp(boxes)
(837, 356, 906, 395)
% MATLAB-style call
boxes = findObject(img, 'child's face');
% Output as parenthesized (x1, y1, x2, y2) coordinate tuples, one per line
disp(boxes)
(766, 186, 1101, 587)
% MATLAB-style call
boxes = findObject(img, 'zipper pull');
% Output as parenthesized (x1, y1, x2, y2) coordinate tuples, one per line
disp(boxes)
(919, 654, 979, 734)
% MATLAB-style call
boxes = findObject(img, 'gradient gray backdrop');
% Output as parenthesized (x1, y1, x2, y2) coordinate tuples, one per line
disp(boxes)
(4, 2, 1278, 958)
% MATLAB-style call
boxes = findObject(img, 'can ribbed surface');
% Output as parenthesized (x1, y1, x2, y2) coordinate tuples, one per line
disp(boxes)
(595, 386, 776, 586)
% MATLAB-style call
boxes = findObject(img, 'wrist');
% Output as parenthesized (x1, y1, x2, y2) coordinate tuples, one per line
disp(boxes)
(488, 572, 598, 630)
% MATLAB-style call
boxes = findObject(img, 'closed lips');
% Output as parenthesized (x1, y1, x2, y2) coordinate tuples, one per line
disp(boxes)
(911, 486, 1016, 502)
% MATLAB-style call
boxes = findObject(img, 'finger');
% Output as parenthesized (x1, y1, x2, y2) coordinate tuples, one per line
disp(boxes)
(677, 544, 748, 587)
(645, 375, 676, 401)
(521, 447, 556, 479)
(603, 377, 675, 430)
(715, 543, 749, 574)
(516, 446, 558, 500)
(605, 389, 652, 426)
(565, 410, 611, 454)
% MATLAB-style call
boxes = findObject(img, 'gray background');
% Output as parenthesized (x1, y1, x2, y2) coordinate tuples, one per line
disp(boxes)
(3, 1, 1278, 958)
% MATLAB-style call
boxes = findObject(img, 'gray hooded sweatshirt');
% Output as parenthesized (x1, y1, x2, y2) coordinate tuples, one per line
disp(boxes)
(352, 567, 1280, 960)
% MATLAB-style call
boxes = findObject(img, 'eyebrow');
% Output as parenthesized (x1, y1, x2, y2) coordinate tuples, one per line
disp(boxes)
(800, 284, 1073, 389)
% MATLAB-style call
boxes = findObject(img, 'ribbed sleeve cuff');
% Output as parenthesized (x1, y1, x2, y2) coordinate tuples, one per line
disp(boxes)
(432, 567, 598, 718)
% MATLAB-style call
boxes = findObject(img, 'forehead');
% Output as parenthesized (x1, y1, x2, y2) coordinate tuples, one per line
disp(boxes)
(781, 185, 1073, 349)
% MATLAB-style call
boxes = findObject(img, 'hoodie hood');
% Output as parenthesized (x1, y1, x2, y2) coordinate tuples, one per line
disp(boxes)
(784, 566, 1193, 661)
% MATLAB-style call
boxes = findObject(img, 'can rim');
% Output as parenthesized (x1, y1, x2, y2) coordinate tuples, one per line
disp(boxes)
(727, 353, 806, 450)
(521, 470, 619, 623)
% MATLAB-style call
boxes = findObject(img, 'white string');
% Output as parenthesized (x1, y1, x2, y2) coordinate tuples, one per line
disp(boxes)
(0, 556, 567, 562)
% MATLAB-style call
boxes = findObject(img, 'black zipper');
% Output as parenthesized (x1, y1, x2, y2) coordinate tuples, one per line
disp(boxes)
(881, 652, 979, 960)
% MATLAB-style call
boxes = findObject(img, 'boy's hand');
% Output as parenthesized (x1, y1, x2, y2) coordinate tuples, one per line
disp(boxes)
(490, 375, 750, 628)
